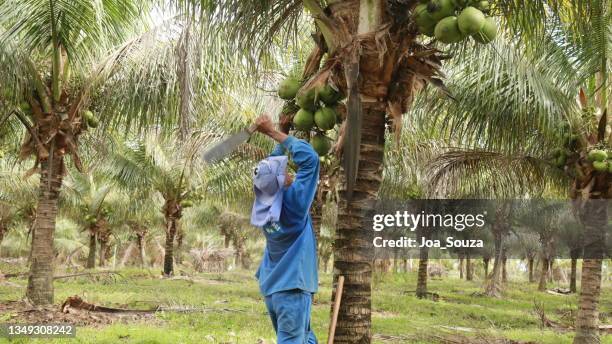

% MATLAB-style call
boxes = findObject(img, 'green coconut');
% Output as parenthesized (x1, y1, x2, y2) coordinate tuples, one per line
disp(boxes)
(458, 7, 485, 35)
(83, 110, 99, 128)
(473, 17, 497, 44)
(85, 214, 97, 225)
(435, 16, 463, 43)
(314, 107, 337, 131)
(89, 117, 100, 128)
(592, 160, 608, 172)
(311, 134, 331, 156)
(293, 109, 315, 131)
(587, 149, 607, 162)
(427, 0, 456, 21)
(477, 0, 490, 11)
(414, 4, 437, 36)
(419, 24, 436, 37)
(180, 200, 194, 208)
(278, 76, 301, 100)
(318, 84, 341, 105)
(296, 87, 318, 111)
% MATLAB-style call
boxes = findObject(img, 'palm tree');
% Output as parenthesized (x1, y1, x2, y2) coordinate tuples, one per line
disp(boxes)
(514, 202, 563, 291)
(0, 0, 265, 304)
(62, 171, 117, 268)
(424, 4, 609, 338)
(105, 135, 203, 276)
(202, 1, 448, 339)
(558, 211, 584, 293)
(0, 0, 156, 304)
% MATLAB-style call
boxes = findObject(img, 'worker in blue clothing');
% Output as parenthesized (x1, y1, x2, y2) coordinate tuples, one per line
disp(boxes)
(250, 114, 319, 344)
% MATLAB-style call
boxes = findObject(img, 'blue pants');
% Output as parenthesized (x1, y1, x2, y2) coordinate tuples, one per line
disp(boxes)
(264, 289, 318, 344)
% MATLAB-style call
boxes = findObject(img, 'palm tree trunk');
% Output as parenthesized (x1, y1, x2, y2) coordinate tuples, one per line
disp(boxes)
(416, 245, 429, 299)
(137, 232, 147, 268)
(548, 259, 554, 283)
(163, 217, 177, 276)
(570, 258, 578, 293)
(570, 249, 579, 293)
(86, 232, 96, 269)
(573, 198, 606, 344)
(528, 258, 535, 283)
(502, 256, 508, 283)
(483, 258, 490, 278)
(26, 158, 63, 305)
(175, 227, 184, 265)
(0, 224, 5, 250)
(466, 252, 473, 281)
(485, 230, 503, 297)
(573, 259, 603, 344)
(99, 240, 107, 267)
(334, 104, 385, 342)
(120, 243, 135, 267)
(538, 257, 549, 291)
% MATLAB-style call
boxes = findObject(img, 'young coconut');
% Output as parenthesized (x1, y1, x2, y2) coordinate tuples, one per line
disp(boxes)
(317, 84, 342, 105)
(180, 200, 194, 208)
(278, 76, 301, 100)
(414, 3, 437, 36)
(84, 110, 99, 128)
(458, 7, 486, 35)
(314, 107, 337, 131)
(587, 149, 607, 162)
(427, 0, 456, 21)
(435, 16, 463, 43)
(293, 109, 315, 131)
(473, 17, 497, 44)
(592, 160, 609, 172)
(296, 87, 318, 111)
(310, 133, 331, 156)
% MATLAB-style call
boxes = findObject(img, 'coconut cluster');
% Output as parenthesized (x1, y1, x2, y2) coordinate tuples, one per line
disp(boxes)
(277, 76, 344, 156)
(413, 0, 498, 44)
(587, 149, 612, 174)
(83, 110, 99, 128)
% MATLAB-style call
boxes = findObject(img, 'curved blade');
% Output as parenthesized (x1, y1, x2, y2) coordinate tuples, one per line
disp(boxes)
(202, 129, 251, 164)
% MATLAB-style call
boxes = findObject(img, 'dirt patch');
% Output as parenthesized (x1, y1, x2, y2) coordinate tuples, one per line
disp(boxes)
(0, 300, 160, 328)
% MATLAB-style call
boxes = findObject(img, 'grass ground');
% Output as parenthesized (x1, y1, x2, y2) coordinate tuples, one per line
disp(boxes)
(0, 265, 610, 344)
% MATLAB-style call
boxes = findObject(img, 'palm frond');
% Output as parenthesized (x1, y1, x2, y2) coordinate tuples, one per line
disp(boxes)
(427, 148, 568, 198)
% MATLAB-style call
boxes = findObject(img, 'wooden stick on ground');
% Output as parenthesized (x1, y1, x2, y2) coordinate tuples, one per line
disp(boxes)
(327, 275, 345, 344)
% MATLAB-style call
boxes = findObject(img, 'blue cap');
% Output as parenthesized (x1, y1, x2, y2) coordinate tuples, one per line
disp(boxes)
(250, 156, 288, 227)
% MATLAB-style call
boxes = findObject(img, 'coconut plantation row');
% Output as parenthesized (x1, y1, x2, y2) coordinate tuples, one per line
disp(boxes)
(0, 1, 610, 344)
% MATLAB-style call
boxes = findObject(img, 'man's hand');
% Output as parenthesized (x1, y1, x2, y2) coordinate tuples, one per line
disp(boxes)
(255, 114, 288, 143)
(255, 114, 275, 135)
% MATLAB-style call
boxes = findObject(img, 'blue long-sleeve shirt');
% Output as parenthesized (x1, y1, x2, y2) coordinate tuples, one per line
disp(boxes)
(255, 136, 320, 296)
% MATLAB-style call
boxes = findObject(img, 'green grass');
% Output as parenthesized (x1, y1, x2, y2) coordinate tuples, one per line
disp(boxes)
(0, 267, 610, 343)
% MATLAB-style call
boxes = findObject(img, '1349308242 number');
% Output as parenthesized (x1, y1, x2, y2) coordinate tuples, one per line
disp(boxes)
(1, 324, 76, 338)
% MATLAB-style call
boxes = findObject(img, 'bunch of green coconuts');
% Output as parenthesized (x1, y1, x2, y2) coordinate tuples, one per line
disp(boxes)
(277, 76, 344, 156)
(413, 0, 498, 44)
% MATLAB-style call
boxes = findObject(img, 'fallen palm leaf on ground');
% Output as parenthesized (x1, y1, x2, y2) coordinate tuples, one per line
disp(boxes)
(0, 300, 157, 327)
(62, 296, 246, 314)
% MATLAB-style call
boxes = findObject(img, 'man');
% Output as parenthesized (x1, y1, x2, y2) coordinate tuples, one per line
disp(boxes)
(250, 114, 319, 344)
